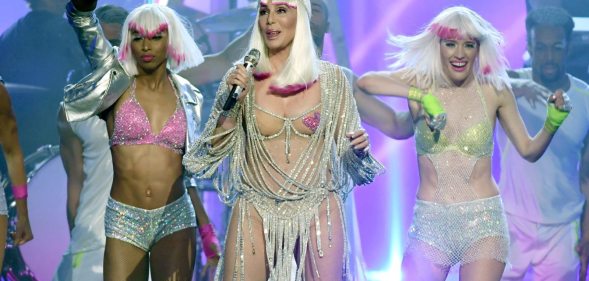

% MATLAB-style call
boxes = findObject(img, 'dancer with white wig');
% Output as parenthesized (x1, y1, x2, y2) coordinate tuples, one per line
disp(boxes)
(183, 0, 383, 280)
(357, 6, 571, 281)
(63, 0, 220, 279)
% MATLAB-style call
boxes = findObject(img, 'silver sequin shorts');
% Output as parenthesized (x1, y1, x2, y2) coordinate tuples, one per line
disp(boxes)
(105, 192, 196, 251)
(406, 195, 509, 266)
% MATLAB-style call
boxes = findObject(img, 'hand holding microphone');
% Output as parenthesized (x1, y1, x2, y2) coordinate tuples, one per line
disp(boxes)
(223, 49, 260, 111)
(408, 86, 447, 131)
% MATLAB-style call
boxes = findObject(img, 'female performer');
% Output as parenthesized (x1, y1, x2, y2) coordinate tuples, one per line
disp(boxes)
(357, 6, 570, 281)
(63, 1, 220, 279)
(184, 0, 383, 280)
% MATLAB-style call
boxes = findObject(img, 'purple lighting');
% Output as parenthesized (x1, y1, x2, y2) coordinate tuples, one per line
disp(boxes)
(0, 0, 529, 279)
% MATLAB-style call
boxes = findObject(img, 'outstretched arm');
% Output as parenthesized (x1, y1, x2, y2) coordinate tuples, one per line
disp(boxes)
(353, 74, 413, 139)
(57, 107, 84, 232)
(357, 71, 412, 98)
(357, 70, 446, 132)
(67, 0, 116, 70)
(63, 0, 127, 122)
(496, 87, 569, 162)
(0, 83, 32, 245)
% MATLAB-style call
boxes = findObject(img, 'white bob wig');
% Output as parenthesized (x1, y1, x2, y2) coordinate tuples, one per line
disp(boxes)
(388, 6, 510, 91)
(249, 0, 320, 88)
(118, 4, 204, 76)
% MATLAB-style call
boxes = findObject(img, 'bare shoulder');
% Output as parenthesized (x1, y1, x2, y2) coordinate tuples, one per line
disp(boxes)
(479, 82, 497, 95)
(480, 82, 512, 108)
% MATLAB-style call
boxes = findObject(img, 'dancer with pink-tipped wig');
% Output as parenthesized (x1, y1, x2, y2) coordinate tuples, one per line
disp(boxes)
(62, 0, 221, 279)
(357, 6, 571, 281)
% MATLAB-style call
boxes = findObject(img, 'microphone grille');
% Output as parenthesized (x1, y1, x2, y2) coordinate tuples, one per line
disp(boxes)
(246, 49, 261, 65)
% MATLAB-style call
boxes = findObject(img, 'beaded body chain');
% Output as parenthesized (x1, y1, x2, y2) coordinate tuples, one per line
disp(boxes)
(253, 103, 321, 163)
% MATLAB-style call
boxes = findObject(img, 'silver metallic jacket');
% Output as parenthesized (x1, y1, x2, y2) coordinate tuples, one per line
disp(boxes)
(62, 2, 203, 187)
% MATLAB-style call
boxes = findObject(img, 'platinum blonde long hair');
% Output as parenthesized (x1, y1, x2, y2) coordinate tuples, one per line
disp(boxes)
(118, 4, 204, 76)
(388, 6, 510, 90)
(249, 0, 319, 87)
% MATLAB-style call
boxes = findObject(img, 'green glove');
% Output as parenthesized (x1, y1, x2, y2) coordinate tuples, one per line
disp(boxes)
(408, 86, 445, 117)
(544, 103, 570, 134)
(409, 86, 447, 130)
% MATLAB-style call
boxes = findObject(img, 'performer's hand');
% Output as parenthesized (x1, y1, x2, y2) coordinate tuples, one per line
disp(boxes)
(227, 65, 251, 101)
(548, 89, 572, 112)
(13, 213, 33, 245)
(424, 113, 447, 132)
(544, 90, 571, 134)
(347, 129, 369, 158)
(408, 87, 447, 131)
(576, 237, 589, 281)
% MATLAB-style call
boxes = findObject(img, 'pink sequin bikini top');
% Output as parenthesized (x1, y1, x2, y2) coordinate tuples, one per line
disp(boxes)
(110, 80, 186, 154)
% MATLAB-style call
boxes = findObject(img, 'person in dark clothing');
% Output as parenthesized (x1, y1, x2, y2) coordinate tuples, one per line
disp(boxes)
(0, 0, 88, 91)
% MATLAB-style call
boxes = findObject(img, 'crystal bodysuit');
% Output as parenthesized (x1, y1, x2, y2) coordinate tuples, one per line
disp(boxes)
(184, 61, 383, 280)
(406, 82, 509, 266)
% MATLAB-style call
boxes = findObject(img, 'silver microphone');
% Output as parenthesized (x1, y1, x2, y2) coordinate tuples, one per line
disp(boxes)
(222, 49, 260, 111)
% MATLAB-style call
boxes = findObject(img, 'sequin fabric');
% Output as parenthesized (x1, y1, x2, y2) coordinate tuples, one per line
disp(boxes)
(253, 102, 321, 163)
(63, 4, 204, 190)
(104, 192, 196, 252)
(415, 81, 493, 202)
(183, 61, 384, 281)
(409, 82, 509, 266)
(110, 79, 187, 155)
(406, 196, 509, 266)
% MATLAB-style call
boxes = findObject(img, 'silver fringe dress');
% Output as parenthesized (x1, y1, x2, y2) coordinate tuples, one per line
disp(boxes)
(183, 61, 383, 280)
